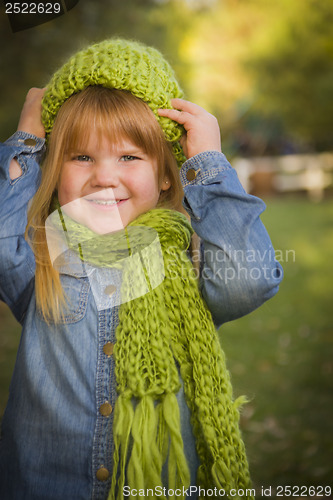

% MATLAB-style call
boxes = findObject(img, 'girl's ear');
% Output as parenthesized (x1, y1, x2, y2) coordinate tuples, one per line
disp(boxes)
(160, 178, 171, 191)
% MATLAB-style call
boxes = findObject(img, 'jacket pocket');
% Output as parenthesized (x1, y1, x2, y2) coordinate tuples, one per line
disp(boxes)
(58, 274, 90, 324)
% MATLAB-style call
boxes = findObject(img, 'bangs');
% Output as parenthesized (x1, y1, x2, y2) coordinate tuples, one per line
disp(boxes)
(55, 86, 165, 159)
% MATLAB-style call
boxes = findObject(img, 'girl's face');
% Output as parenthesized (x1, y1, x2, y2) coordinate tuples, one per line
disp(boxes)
(57, 130, 170, 234)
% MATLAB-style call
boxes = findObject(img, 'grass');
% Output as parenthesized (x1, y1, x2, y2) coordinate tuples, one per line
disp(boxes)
(219, 197, 333, 495)
(0, 197, 332, 495)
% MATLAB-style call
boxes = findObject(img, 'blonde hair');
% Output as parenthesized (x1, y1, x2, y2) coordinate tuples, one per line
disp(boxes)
(26, 86, 184, 322)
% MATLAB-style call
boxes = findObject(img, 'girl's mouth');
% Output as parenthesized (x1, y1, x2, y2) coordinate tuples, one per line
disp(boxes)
(85, 198, 128, 210)
(88, 199, 120, 206)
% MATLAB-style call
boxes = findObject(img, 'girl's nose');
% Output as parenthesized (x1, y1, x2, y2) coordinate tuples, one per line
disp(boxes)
(91, 160, 119, 188)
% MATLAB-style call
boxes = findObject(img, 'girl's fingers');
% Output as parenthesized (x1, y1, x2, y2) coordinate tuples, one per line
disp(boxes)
(158, 107, 192, 126)
(17, 87, 46, 138)
(170, 98, 203, 115)
(158, 98, 215, 128)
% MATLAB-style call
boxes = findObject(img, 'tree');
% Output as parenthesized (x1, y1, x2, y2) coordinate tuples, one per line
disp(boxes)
(246, 0, 333, 151)
(177, 0, 333, 154)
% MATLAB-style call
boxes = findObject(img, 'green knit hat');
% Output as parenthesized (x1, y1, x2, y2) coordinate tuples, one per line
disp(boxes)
(41, 38, 186, 166)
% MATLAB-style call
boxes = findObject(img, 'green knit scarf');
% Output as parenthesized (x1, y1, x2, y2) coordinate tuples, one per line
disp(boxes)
(51, 205, 254, 500)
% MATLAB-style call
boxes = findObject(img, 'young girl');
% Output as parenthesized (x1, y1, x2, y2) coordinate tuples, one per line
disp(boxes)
(0, 39, 282, 500)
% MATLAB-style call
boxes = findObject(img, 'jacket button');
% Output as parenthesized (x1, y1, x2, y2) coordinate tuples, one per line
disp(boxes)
(99, 402, 113, 416)
(24, 138, 37, 147)
(104, 284, 116, 296)
(186, 168, 197, 181)
(96, 466, 110, 481)
(103, 342, 114, 356)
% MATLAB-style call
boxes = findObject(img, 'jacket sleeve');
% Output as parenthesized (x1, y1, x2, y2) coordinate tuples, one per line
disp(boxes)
(0, 131, 44, 322)
(180, 151, 283, 327)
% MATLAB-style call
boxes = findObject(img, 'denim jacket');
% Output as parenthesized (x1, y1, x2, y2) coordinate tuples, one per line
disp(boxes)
(0, 132, 282, 499)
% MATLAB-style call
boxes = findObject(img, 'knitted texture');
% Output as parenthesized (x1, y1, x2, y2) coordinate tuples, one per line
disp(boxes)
(52, 206, 254, 500)
(41, 38, 186, 166)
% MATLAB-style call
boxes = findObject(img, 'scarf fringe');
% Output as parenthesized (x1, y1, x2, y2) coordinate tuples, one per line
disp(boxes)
(109, 394, 134, 499)
(162, 393, 190, 494)
(108, 393, 190, 500)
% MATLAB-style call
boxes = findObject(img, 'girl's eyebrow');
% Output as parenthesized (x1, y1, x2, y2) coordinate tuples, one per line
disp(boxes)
(117, 145, 144, 154)
(64, 148, 82, 154)
(64, 148, 90, 156)
(120, 151, 143, 157)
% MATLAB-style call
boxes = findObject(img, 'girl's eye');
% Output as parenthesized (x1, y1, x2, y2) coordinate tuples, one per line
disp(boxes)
(120, 155, 140, 162)
(73, 155, 92, 162)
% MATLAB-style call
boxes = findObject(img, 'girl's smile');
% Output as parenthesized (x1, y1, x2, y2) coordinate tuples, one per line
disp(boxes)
(84, 192, 129, 211)
(57, 131, 170, 234)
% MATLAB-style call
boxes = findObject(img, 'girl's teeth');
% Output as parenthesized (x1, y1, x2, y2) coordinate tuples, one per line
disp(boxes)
(92, 200, 119, 206)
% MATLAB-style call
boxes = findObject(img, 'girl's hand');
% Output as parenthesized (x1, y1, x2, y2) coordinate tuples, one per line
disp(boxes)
(158, 98, 221, 159)
(17, 87, 46, 138)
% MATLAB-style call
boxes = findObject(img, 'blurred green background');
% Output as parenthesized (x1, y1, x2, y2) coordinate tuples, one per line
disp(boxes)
(0, 0, 332, 496)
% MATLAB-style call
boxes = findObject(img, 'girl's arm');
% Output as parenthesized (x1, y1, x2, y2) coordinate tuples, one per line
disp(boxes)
(0, 88, 45, 322)
(159, 100, 283, 327)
